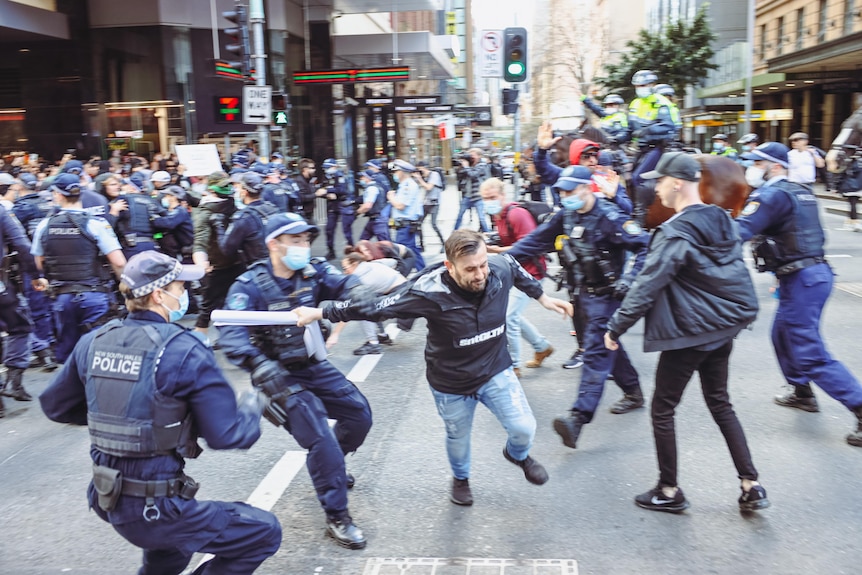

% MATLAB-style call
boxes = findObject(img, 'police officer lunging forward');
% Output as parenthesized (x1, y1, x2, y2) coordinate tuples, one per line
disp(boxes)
(508, 166, 650, 450)
(30, 173, 127, 363)
(736, 142, 862, 447)
(218, 213, 372, 549)
(39, 251, 281, 574)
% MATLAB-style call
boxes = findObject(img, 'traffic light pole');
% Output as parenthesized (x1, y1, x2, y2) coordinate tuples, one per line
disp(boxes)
(249, 0, 270, 158)
(513, 86, 521, 158)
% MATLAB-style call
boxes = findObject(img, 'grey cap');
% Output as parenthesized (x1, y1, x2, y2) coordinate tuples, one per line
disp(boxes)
(641, 152, 702, 182)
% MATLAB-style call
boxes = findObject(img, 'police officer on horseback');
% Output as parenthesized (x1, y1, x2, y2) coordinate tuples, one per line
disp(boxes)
(627, 70, 678, 225)
(581, 94, 631, 145)
(711, 134, 739, 160)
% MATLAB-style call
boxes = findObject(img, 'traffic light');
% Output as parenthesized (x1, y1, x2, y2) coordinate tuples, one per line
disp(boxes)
(272, 92, 289, 125)
(223, 4, 251, 79)
(215, 96, 241, 123)
(502, 88, 519, 115)
(503, 27, 528, 83)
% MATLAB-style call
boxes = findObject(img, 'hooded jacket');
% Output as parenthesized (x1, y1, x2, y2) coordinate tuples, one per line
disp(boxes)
(607, 203, 758, 352)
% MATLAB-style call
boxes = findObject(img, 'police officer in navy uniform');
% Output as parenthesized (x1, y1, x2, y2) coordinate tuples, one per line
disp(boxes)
(30, 174, 127, 364)
(115, 172, 165, 258)
(39, 251, 281, 574)
(356, 169, 390, 242)
(152, 185, 194, 260)
(508, 166, 650, 449)
(260, 164, 303, 216)
(61, 159, 110, 216)
(736, 142, 862, 447)
(0, 205, 39, 416)
(216, 172, 279, 269)
(218, 213, 372, 549)
(317, 158, 356, 259)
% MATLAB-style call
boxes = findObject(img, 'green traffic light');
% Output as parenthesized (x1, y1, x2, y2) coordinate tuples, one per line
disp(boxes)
(507, 62, 525, 76)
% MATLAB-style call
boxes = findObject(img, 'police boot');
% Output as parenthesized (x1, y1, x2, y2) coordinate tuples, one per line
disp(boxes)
(610, 388, 645, 414)
(31, 348, 58, 372)
(0, 396, 5, 418)
(326, 514, 367, 549)
(553, 410, 587, 449)
(846, 406, 862, 448)
(774, 384, 819, 413)
(3, 368, 32, 402)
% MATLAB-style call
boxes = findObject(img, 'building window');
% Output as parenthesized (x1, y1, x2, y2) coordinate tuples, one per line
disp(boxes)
(797, 8, 805, 50)
(845, 0, 857, 34)
(776, 16, 785, 56)
(759, 23, 767, 61)
(819, 0, 828, 41)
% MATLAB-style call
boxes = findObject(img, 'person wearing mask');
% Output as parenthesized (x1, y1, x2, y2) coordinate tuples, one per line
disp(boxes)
(480, 177, 553, 378)
(508, 166, 650, 449)
(787, 132, 825, 185)
(414, 161, 446, 252)
(453, 149, 491, 233)
(736, 133, 760, 168)
(152, 185, 194, 260)
(387, 159, 426, 270)
(215, 172, 279, 269)
(115, 172, 165, 258)
(39, 251, 282, 573)
(294, 229, 572, 506)
(355, 169, 390, 243)
(710, 134, 738, 160)
(581, 93, 631, 145)
(737, 142, 862, 448)
(316, 158, 355, 260)
(605, 152, 767, 514)
(218, 213, 372, 549)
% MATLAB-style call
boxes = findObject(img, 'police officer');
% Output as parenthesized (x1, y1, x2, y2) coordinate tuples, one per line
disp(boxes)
(627, 70, 678, 224)
(30, 174, 127, 364)
(654, 84, 683, 136)
(508, 166, 650, 449)
(387, 159, 426, 270)
(216, 172, 279, 269)
(115, 172, 165, 258)
(218, 213, 372, 549)
(711, 134, 739, 160)
(736, 142, 862, 448)
(0, 206, 39, 416)
(736, 133, 760, 168)
(152, 185, 194, 260)
(316, 158, 356, 260)
(260, 164, 303, 215)
(61, 159, 110, 216)
(581, 94, 631, 144)
(39, 250, 281, 573)
(356, 169, 390, 242)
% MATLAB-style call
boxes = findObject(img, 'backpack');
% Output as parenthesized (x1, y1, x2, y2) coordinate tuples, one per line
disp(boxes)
(431, 167, 446, 190)
(500, 202, 553, 276)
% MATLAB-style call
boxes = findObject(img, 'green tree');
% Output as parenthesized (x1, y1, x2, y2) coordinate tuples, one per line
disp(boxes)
(594, 4, 717, 102)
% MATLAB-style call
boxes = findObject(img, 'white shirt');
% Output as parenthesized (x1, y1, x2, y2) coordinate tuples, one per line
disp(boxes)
(787, 148, 818, 184)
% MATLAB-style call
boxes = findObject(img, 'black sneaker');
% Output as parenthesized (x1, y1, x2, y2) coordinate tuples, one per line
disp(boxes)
(610, 391, 644, 414)
(377, 333, 393, 345)
(774, 387, 819, 412)
(738, 484, 770, 511)
(353, 342, 382, 355)
(552, 412, 585, 449)
(346, 472, 355, 489)
(562, 351, 584, 369)
(325, 515, 367, 549)
(450, 477, 473, 506)
(502, 447, 549, 485)
(635, 486, 690, 513)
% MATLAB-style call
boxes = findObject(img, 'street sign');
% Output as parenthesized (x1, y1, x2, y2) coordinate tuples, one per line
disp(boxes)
(480, 30, 503, 78)
(242, 85, 272, 124)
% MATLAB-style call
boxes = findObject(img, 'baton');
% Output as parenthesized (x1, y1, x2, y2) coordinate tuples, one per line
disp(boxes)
(211, 309, 327, 362)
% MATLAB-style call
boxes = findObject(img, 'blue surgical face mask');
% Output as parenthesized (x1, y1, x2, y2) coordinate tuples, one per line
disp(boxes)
(635, 86, 652, 98)
(393, 173, 400, 183)
(604, 107, 618, 116)
(741, 144, 752, 152)
(161, 289, 189, 322)
(713, 142, 724, 151)
(561, 194, 586, 211)
(482, 199, 503, 216)
(161, 197, 171, 209)
(281, 244, 311, 270)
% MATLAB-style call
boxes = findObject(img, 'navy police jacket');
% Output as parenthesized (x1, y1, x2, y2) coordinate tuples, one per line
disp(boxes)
(323, 254, 544, 395)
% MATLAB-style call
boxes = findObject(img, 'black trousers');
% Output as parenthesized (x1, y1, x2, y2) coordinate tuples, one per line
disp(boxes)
(652, 340, 758, 488)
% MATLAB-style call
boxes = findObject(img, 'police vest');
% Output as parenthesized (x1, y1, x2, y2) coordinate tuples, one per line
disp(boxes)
(40, 211, 109, 286)
(711, 147, 737, 158)
(765, 182, 826, 266)
(562, 201, 624, 288)
(245, 261, 320, 369)
(14, 194, 53, 239)
(628, 93, 674, 122)
(262, 182, 292, 212)
(601, 112, 629, 131)
(367, 184, 387, 217)
(124, 194, 157, 237)
(85, 320, 201, 459)
(235, 201, 279, 266)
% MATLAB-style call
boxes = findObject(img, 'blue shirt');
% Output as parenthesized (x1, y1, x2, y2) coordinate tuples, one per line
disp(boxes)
(30, 208, 122, 257)
(391, 178, 423, 220)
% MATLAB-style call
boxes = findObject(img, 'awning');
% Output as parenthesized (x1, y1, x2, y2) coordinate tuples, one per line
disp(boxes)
(313, 0, 443, 14)
(768, 31, 862, 73)
(333, 31, 456, 80)
(696, 73, 786, 99)
(0, 0, 69, 42)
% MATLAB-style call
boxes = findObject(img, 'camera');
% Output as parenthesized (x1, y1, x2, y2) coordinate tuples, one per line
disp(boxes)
(484, 231, 502, 246)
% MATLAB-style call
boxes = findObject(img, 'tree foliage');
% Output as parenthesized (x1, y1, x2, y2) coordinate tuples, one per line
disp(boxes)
(594, 4, 718, 101)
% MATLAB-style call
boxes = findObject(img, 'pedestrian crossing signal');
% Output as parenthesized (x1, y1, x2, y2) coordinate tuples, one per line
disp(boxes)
(274, 111, 289, 125)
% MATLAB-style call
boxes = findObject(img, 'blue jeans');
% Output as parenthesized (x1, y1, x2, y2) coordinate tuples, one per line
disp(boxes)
(774, 263, 862, 409)
(573, 293, 641, 420)
(507, 288, 550, 368)
(430, 368, 536, 480)
(454, 196, 490, 232)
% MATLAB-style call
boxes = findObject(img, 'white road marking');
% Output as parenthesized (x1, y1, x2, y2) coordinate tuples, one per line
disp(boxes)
(345, 325, 401, 382)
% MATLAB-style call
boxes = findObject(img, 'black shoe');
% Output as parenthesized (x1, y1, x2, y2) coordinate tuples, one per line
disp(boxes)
(0, 396, 5, 419)
(353, 342, 382, 355)
(552, 412, 585, 449)
(635, 486, 690, 513)
(774, 387, 819, 412)
(562, 351, 584, 369)
(377, 333, 393, 345)
(346, 472, 355, 489)
(847, 406, 862, 447)
(450, 477, 473, 506)
(325, 251, 337, 260)
(502, 447, 549, 485)
(739, 484, 770, 511)
(2, 368, 31, 402)
(31, 348, 58, 372)
(610, 391, 644, 414)
(325, 515, 367, 549)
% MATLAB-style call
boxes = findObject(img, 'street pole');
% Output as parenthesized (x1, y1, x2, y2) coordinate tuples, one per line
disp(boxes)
(513, 85, 521, 154)
(249, 0, 270, 158)
(743, 0, 755, 136)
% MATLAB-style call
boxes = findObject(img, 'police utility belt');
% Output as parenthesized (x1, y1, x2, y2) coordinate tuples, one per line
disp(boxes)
(775, 256, 827, 277)
(124, 233, 154, 247)
(92, 463, 199, 521)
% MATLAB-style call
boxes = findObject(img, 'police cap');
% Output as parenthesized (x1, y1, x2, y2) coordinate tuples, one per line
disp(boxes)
(121, 251, 205, 299)
(50, 173, 83, 196)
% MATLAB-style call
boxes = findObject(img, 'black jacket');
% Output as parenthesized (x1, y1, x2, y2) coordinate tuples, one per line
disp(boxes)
(607, 204, 758, 352)
(323, 254, 544, 394)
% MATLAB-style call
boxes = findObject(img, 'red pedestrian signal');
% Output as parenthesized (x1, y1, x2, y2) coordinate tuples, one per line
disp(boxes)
(216, 96, 241, 123)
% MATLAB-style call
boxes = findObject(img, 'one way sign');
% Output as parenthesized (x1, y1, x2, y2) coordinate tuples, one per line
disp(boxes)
(243, 85, 272, 124)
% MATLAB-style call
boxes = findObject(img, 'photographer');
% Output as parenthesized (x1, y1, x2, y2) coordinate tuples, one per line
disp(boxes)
(414, 161, 446, 252)
(454, 149, 491, 232)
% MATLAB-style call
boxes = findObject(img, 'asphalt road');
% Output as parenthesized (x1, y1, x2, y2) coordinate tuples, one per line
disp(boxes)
(2, 183, 862, 574)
